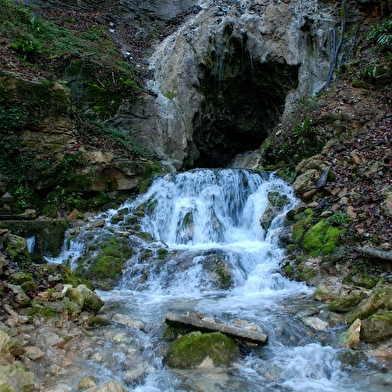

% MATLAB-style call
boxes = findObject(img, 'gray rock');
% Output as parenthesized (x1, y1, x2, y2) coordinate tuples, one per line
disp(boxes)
(76, 285, 104, 314)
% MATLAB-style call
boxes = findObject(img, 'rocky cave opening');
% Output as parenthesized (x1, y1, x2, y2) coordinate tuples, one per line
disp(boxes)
(190, 28, 300, 168)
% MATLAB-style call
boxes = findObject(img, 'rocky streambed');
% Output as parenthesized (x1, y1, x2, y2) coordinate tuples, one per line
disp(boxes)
(1, 166, 392, 391)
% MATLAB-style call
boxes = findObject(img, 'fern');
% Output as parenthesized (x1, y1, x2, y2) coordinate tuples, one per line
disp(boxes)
(367, 20, 392, 50)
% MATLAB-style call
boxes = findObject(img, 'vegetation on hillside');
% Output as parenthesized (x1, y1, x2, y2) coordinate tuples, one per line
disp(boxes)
(0, 0, 159, 213)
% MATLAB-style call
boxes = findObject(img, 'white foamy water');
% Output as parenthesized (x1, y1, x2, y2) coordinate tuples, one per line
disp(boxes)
(52, 169, 389, 391)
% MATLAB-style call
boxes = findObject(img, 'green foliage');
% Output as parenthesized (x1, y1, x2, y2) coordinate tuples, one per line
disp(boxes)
(367, 20, 392, 51)
(292, 115, 313, 146)
(9, 38, 39, 60)
(327, 211, 351, 226)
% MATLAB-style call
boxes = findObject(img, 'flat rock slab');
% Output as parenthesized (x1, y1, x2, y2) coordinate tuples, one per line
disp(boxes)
(165, 312, 268, 345)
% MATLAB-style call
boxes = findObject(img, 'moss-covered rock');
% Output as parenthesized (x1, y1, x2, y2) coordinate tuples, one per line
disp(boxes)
(338, 349, 367, 367)
(346, 284, 392, 325)
(361, 312, 392, 342)
(75, 234, 134, 289)
(328, 289, 368, 312)
(4, 234, 30, 266)
(164, 331, 240, 369)
(1, 221, 70, 257)
(203, 256, 233, 290)
(313, 284, 337, 303)
(303, 219, 344, 256)
(76, 284, 104, 314)
(35, 263, 90, 289)
(291, 208, 314, 244)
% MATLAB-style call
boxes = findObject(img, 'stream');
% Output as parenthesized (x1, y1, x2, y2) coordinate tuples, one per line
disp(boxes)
(52, 169, 391, 391)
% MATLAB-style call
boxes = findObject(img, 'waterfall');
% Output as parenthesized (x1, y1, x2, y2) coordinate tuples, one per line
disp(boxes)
(53, 169, 385, 392)
(26, 235, 35, 253)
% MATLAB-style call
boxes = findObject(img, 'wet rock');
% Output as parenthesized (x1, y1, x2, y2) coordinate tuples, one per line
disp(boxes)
(259, 192, 289, 232)
(361, 312, 392, 343)
(85, 381, 127, 392)
(340, 318, 361, 348)
(164, 331, 240, 369)
(338, 349, 367, 367)
(111, 314, 145, 330)
(202, 254, 233, 290)
(302, 316, 328, 331)
(78, 376, 98, 390)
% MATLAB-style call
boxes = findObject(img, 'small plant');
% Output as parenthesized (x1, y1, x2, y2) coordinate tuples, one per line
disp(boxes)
(164, 91, 176, 100)
(328, 211, 350, 226)
(10, 38, 40, 60)
(367, 20, 392, 51)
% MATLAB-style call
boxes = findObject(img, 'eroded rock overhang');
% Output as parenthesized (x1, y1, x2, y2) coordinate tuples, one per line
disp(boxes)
(122, 0, 334, 169)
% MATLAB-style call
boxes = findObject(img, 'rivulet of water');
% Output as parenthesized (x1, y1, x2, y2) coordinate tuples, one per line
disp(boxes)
(52, 169, 390, 392)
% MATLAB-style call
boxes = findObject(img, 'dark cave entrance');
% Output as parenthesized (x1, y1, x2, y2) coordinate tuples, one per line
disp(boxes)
(190, 29, 300, 168)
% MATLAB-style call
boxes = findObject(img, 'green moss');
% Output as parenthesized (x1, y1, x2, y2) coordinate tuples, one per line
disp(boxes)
(297, 267, 316, 283)
(303, 219, 344, 256)
(164, 331, 239, 368)
(75, 235, 134, 286)
(38, 307, 57, 319)
(9, 272, 33, 285)
(214, 258, 233, 289)
(284, 264, 294, 276)
(158, 248, 168, 259)
(291, 208, 314, 244)
(285, 244, 297, 253)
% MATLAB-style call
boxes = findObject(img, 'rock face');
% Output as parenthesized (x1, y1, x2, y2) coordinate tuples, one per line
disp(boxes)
(113, 0, 356, 168)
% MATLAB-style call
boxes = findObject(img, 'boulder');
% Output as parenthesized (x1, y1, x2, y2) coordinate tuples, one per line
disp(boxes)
(78, 376, 98, 390)
(4, 234, 30, 264)
(340, 318, 362, 348)
(111, 314, 144, 330)
(76, 285, 104, 314)
(65, 287, 84, 309)
(292, 170, 320, 196)
(328, 289, 368, 312)
(361, 312, 392, 343)
(164, 331, 240, 369)
(5, 283, 30, 307)
(313, 284, 338, 303)
(346, 284, 392, 325)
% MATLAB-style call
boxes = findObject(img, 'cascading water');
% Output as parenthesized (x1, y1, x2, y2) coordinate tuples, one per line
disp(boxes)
(54, 169, 390, 391)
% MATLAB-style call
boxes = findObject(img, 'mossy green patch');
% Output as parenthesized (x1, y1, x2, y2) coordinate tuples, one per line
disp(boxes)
(158, 248, 168, 259)
(164, 331, 239, 368)
(292, 208, 314, 243)
(303, 219, 344, 256)
(75, 234, 134, 288)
